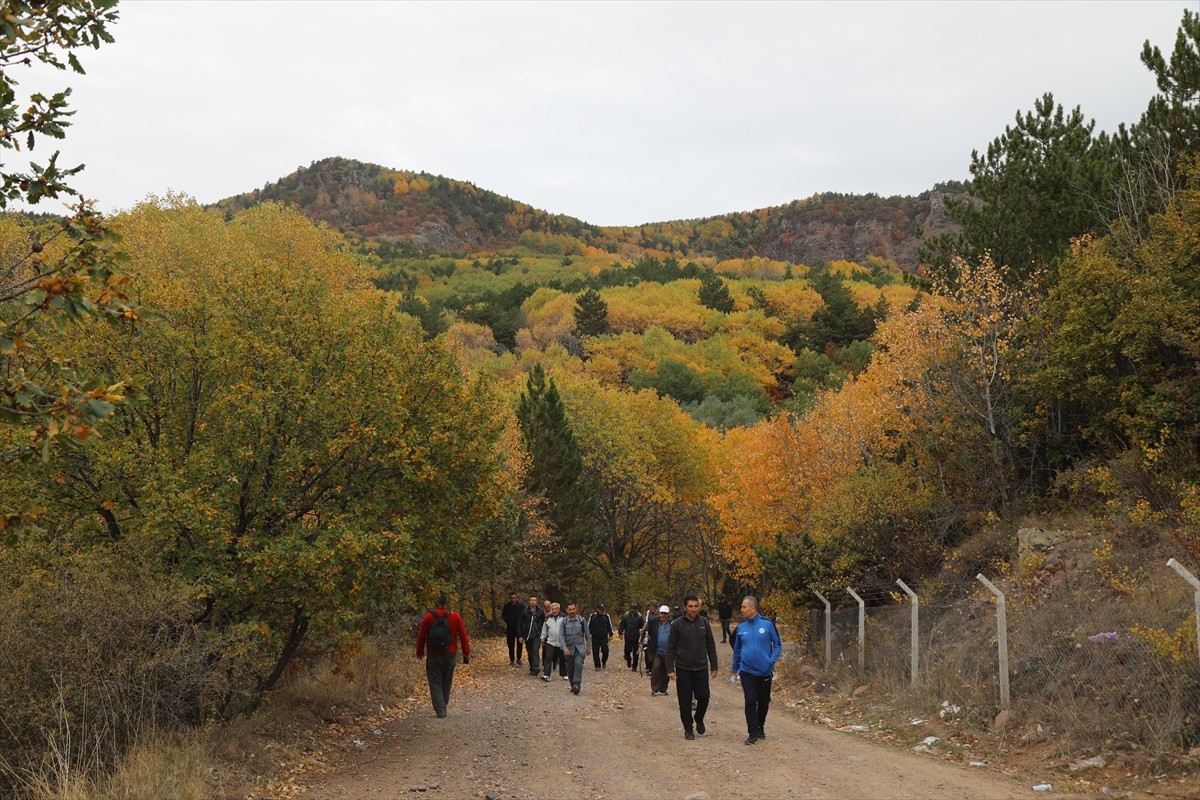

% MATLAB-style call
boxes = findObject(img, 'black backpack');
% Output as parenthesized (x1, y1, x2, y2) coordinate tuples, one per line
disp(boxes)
(427, 609, 452, 652)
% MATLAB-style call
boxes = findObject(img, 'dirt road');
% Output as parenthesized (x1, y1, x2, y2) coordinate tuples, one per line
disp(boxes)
(300, 638, 1045, 800)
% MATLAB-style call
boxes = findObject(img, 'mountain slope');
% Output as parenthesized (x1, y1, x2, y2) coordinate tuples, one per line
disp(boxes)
(216, 157, 962, 267)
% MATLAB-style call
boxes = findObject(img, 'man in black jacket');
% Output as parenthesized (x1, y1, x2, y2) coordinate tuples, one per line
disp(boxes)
(617, 603, 644, 671)
(718, 596, 733, 644)
(666, 594, 719, 740)
(502, 592, 525, 666)
(517, 595, 544, 676)
(588, 603, 614, 670)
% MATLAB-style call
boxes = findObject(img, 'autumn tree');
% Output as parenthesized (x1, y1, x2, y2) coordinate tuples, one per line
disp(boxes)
(1030, 156, 1200, 468)
(562, 376, 718, 601)
(9, 200, 518, 702)
(1, 0, 137, 538)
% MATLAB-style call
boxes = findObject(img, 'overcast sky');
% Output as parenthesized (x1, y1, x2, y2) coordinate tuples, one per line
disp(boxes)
(13, 0, 1193, 227)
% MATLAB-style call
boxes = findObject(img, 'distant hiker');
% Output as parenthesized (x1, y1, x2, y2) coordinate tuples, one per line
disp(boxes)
(666, 595, 719, 740)
(540, 603, 567, 681)
(731, 596, 782, 745)
(641, 600, 658, 673)
(541, 599, 554, 674)
(502, 591, 525, 666)
(588, 603, 615, 670)
(618, 603, 644, 671)
(518, 595, 545, 677)
(718, 597, 733, 644)
(416, 595, 470, 718)
(561, 602, 591, 694)
(645, 605, 673, 697)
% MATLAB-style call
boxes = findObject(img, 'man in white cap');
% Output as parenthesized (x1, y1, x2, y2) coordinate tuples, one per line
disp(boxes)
(643, 605, 673, 696)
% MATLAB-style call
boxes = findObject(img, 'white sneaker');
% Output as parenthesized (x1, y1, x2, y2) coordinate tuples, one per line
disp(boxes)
(541, 674, 550, 682)
(562, 675, 569, 681)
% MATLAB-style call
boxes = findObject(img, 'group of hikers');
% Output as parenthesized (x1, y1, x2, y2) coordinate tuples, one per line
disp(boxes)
(416, 590, 783, 744)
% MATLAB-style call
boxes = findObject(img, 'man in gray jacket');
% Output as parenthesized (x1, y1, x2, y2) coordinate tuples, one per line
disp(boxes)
(666, 594, 719, 740)
(560, 602, 591, 695)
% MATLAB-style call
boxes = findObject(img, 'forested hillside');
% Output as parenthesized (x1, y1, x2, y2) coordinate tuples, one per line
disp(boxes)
(215, 157, 964, 268)
(3, 3, 1200, 796)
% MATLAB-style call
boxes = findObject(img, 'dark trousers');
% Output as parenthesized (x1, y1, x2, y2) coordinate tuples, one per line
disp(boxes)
(543, 643, 566, 677)
(720, 617, 732, 643)
(566, 647, 586, 689)
(525, 638, 540, 674)
(739, 670, 773, 734)
(624, 637, 640, 669)
(506, 628, 522, 662)
(425, 652, 457, 715)
(591, 635, 609, 668)
(650, 653, 669, 694)
(675, 667, 710, 732)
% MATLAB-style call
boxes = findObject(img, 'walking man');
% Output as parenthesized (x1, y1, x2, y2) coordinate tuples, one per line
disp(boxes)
(618, 603, 644, 671)
(540, 602, 566, 681)
(518, 595, 544, 676)
(416, 595, 470, 718)
(588, 603, 614, 670)
(645, 605, 673, 697)
(718, 596, 733, 644)
(502, 591, 525, 666)
(561, 602, 591, 694)
(731, 596, 782, 744)
(667, 595, 719, 740)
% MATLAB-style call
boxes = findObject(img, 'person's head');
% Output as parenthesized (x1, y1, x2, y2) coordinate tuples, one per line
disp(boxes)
(684, 594, 701, 620)
(596, 603, 605, 614)
(550, 602, 561, 616)
(566, 602, 577, 617)
(741, 596, 759, 620)
(436, 593, 449, 609)
(543, 600, 551, 612)
(528, 595, 539, 608)
(629, 603, 638, 613)
(509, 592, 518, 603)
(658, 604, 670, 621)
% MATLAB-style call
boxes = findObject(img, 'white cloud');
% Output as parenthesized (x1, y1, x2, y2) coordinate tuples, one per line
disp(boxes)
(13, 0, 1192, 226)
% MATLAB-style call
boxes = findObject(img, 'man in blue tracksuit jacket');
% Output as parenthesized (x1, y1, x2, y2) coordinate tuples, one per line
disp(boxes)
(730, 595, 782, 745)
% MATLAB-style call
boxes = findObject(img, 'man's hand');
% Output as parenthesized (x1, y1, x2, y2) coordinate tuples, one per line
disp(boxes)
(668, 671, 676, 681)
(710, 669, 718, 678)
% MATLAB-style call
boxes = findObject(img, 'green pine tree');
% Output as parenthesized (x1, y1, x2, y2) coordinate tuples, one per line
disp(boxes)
(516, 364, 597, 587)
(573, 288, 609, 337)
(698, 271, 735, 313)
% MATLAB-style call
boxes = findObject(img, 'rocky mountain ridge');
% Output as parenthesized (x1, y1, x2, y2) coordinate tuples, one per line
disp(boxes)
(216, 156, 965, 268)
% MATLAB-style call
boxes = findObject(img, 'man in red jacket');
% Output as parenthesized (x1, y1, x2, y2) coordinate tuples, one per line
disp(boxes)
(416, 595, 471, 718)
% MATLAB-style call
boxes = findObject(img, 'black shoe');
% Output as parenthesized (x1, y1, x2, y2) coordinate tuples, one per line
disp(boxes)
(756, 728, 766, 739)
(695, 719, 706, 735)
(436, 710, 447, 718)
(571, 685, 580, 695)
(744, 734, 758, 745)
(684, 730, 695, 740)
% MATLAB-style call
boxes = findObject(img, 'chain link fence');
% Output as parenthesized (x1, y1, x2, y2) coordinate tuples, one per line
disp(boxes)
(799, 566, 1200, 752)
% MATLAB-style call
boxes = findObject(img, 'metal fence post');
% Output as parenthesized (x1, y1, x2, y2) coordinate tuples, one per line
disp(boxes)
(896, 579, 919, 685)
(813, 590, 831, 671)
(976, 574, 1010, 709)
(1167, 558, 1200, 668)
(847, 587, 865, 669)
